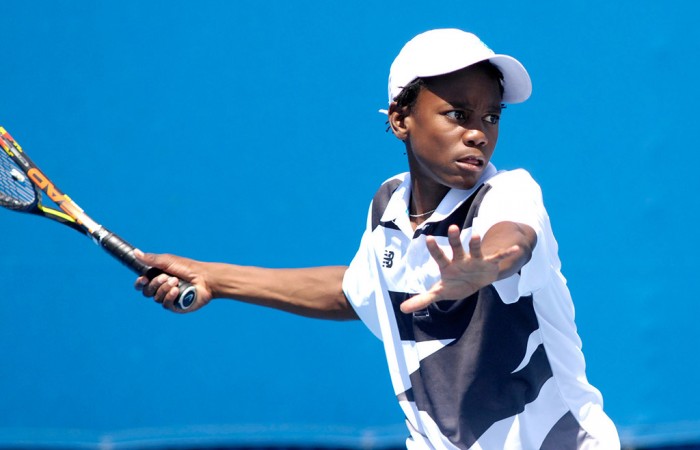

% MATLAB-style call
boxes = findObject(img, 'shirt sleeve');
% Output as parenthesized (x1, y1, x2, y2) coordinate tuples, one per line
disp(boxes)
(470, 169, 561, 296)
(342, 213, 383, 340)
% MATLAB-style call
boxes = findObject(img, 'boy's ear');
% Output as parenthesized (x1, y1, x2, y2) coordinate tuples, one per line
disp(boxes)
(388, 102, 410, 141)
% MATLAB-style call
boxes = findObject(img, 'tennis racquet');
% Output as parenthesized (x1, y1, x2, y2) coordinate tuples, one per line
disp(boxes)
(0, 126, 196, 309)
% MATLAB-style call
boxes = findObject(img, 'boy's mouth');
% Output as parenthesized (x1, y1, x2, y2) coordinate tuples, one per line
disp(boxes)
(457, 155, 484, 170)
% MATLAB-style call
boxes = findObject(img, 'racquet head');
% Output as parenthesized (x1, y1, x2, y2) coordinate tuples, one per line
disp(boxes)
(0, 141, 39, 211)
(1, 126, 197, 310)
(0, 128, 85, 233)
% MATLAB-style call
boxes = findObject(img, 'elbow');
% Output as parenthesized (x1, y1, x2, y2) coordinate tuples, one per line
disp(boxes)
(489, 221, 537, 280)
(519, 223, 537, 259)
(508, 223, 537, 277)
(324, 293, 360, 321)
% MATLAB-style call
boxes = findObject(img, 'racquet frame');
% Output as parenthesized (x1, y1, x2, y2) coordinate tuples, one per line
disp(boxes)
(0, 127, 196, 309)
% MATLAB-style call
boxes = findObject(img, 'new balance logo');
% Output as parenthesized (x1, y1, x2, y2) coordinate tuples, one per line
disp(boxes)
(382, 250, 395, 268)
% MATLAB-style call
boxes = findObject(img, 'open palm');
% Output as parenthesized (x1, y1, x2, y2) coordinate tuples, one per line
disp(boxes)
(400, 224, 520, 313)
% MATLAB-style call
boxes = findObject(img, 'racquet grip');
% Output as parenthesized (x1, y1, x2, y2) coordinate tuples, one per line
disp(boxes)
(97, 230, 197, 310)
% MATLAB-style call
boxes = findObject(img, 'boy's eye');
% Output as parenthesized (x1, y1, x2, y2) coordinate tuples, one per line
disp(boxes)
(445, 111, 466, 121)
(484, 114, 500, 125)
(445, 110, 500, 125)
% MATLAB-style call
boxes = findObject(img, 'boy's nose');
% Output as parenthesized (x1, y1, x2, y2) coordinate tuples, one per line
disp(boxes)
(463, 128, 488, 148)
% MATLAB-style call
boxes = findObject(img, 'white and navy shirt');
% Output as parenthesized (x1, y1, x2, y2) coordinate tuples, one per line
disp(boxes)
(342, 164, 620, 449)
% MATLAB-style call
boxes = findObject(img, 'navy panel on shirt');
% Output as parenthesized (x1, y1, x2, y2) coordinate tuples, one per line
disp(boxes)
(375, 179, 555, 448)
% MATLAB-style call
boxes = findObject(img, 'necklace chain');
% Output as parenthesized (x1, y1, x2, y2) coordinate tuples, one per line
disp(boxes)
(409, 208, 436, 218)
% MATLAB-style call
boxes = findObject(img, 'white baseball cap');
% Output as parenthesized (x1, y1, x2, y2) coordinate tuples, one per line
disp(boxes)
(387, 29, 532, 106)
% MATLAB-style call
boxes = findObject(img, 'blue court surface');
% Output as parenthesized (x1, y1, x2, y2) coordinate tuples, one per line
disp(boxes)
(1, 1, 699, 449)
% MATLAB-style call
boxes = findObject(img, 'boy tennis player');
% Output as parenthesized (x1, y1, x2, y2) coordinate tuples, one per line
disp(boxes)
(135, 29, 620, 449)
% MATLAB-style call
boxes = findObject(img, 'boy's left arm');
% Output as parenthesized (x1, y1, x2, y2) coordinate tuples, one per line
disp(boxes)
(481, 221, 537, 279)
(399, 221, 536, 313)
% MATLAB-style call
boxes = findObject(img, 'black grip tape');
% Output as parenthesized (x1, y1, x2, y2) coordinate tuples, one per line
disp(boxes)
(98, 230, 197, 309)
(99, 231, 149, 274)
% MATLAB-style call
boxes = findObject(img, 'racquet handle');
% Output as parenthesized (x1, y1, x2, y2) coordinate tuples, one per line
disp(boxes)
(96, 229, 197, 310)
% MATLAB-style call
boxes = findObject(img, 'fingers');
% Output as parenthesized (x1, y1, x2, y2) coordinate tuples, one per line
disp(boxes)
(135, 249, 178, 275)
(136, 272, 176, 298)
(427, 225, 466, 268)
(400, 290, 441, 314)
(427, 228, 516, 267)
(415, 229, 524, 315)
(160, 278, 185, 311)
(448, 225, 466, 260)
(136, 275, 195, 314)
(452, 230, 515, 263)
(133, 251, 192, 313)
(468, 233, 483, 259)
(134, 275, 149, 291)
(484, 244, 521, 263)
(425, 235, 449, 268)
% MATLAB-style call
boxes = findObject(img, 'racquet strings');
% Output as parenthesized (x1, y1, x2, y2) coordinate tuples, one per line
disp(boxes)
(0, 148, 36, 210)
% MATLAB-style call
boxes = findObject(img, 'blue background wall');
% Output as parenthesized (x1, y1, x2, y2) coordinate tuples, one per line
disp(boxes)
(1, 1, 698, 448)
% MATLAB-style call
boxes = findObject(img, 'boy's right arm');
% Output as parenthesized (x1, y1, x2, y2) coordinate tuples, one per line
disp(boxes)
(133, 250, 357, 320)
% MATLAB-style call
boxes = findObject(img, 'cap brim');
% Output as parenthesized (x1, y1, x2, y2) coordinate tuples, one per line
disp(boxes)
(488, 55, 532, 104)
(406, 53, 531, 104)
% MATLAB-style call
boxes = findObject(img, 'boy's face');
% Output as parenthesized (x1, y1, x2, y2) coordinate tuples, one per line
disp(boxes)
(392, 64, 503, 192)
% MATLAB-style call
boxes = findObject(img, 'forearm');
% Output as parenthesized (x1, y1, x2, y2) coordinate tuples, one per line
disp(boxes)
(204, 263, 358, 321)
(481, 221, 537, 280)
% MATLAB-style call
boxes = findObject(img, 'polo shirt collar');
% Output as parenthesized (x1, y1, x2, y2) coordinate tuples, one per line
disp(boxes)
(380, 163, 498, 233)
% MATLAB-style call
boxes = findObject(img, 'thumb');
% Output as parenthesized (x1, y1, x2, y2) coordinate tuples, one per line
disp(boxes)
(400, 291, 440, 314)
(134, 248, 163, 267)
(134, 249, 191, 279)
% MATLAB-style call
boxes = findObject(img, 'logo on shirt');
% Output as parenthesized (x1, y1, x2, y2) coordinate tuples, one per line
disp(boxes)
(382, 250, 395, 268)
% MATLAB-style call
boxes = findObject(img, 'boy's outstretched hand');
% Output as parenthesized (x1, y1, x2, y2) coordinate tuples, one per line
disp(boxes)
(134, 250, 214, 313)
(399, 224, 522, 314)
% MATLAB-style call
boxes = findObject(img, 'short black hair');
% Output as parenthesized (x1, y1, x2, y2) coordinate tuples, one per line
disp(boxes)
(393, 60, 505, 111)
